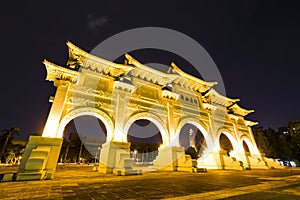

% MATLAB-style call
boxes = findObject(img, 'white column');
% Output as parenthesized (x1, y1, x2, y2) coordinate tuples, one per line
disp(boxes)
(113, 93, 126, 142)
(166, 102, 175, 145)
(42, 81, 70, 138)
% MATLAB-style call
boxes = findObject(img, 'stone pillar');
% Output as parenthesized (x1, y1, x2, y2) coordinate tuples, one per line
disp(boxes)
(198, 149, 244, 170)
(166, 102, 176, 143)
(152, 146, 197, 172)
(247, 127, 262, 156)
(112, 81, 135, 142)
(197, 150, 223, 169)
(245, 153, 269, 169)
(219, 150, 243, 170)
(261, 154, 283, 169)
(42, 80, 70, 138)
(113, 92, 128, 142)
(98, 141, 141, 175)
(16, 136, 63, 180)
(16, 80, 69, 180)
(98, 82, 141, 175)
(237, 152, 250, 169)
(244, 127, 269, 169)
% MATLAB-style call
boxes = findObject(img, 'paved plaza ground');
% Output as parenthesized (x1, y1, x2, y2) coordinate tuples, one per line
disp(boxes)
(0, 165, 300, 200)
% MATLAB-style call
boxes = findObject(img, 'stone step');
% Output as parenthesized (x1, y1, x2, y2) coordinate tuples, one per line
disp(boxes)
(25, 157, 47, 171)
(0, 173, 16, 182)
(112, 168, 142, 176)
(16, 171, 46, 181)
(195, 167, 207, 172)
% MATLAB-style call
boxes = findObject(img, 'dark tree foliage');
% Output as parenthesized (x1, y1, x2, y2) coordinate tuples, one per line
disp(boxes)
(0, 128, 20, 163)
(253, 126, 297, 161)
(130, 142, 161, 153)
(185, 146, 199, 159)
(290, 128, 300, 161)
(58, 132, 93, 163)
(129, 142, 161, 163)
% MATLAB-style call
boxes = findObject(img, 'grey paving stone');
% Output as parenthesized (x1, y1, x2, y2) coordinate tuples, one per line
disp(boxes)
(1, 166, 300, 200)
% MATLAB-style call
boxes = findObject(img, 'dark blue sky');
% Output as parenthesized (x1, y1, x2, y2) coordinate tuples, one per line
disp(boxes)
(1, 0, 299, 139)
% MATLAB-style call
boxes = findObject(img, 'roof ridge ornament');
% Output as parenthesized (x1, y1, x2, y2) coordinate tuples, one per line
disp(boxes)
(203, 88, 240, 107)
(228, 103, 254, 117)
(124, 53, 179, 85)
(66, 41, 134, 77)
(170, 62, 217, 93)
(43, 59, 79, 83)
(66, 41, 133, 70)
(124, 53, 140, 67)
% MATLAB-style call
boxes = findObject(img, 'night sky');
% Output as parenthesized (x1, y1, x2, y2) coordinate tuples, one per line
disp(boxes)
(1, 0, 299, 139)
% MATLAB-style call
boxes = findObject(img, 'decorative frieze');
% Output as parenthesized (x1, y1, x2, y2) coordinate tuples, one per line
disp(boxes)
(113, 81, 135, 92)
(162, 90, 180, 100)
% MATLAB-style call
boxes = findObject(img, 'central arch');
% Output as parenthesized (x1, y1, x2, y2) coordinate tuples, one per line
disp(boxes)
(126, 119, 163, 164)
(123, 112, 169, 146)
(173, 118, 212, 158)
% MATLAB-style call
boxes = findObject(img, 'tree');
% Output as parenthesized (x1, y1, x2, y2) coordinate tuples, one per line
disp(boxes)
(276, 134, 293, 160)
(253, 126, 296, 160)
(264, 127, 278, 157)
(185, 146, 198, 159)
(130, 142, 161, 162)
(253, 126, 274, 157)
(290, 129, 300, 162)
(0, 128, 20, 163)
(59, 132, 93, 163)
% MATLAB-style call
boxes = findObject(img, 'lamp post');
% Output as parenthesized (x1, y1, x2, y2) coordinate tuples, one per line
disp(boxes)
(77, 142, 83, 164)
(98, 146, 101, 163)
(95, 149, 98, 164)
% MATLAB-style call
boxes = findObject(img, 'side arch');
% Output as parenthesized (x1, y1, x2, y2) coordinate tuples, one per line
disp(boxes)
(217, 129, 240, 153)
(123, 112, 169, 146)
(240, 136, 259, 155)
(57, 107, 114, 141)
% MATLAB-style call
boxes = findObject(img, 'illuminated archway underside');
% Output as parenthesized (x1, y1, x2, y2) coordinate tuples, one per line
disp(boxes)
(17, 42, 282, 180)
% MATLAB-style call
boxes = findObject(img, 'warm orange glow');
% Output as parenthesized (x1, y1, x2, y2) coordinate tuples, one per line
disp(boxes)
(42, 120, 59, 138)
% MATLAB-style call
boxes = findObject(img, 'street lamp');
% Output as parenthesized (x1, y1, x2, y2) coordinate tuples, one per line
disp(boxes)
(95, 149, 98, 164)
(94, 146, 102, 164)
(98, 146, 101, 163)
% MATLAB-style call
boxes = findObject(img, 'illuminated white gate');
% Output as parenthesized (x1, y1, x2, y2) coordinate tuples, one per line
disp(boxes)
(16, 42, 277, 180)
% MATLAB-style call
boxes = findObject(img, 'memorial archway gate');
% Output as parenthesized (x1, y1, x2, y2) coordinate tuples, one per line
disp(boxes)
(16, 42, 277, 180)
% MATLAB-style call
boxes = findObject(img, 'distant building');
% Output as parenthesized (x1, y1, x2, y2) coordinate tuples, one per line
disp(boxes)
(288, 120, 300, 134)
(68, 132, 80, 141)
(278, 126, 289, 135)
(66, 133, 106, 156)
(11, 139, 27, 146)
(279, 120, 300, 135)
(81, 135, 106, 156)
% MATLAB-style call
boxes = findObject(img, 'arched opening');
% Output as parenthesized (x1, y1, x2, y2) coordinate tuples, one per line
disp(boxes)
(59, 115, 107, 164)
(243, 140, 250, 154)
(219, 133, 234, 156)
(127, 119, 163, 165)
(179, 123, 207, 159)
